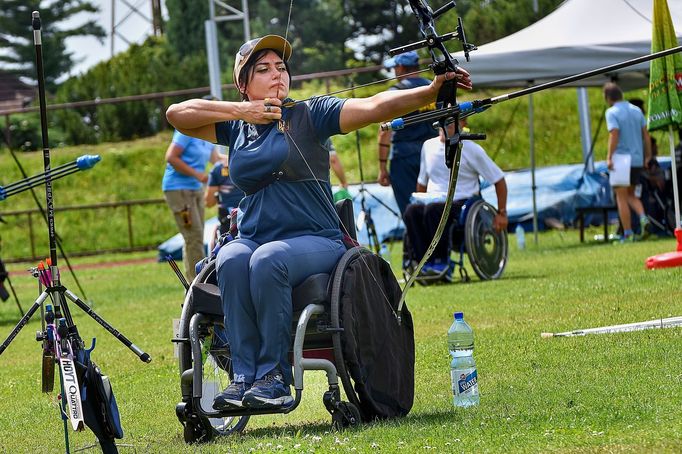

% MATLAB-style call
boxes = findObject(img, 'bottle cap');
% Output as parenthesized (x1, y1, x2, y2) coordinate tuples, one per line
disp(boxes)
(454, 312, 463, 320)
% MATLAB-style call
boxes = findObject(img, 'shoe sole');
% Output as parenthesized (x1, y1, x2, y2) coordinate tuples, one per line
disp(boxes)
(213, 397, 244, 410)
(242, 393, 294, 409)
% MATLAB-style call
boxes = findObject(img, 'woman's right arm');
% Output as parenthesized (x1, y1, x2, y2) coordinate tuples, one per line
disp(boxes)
(166, 98, 283, 142)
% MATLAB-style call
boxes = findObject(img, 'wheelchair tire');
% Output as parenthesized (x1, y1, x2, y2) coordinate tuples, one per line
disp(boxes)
(464, 200, 508, 280)
(330, 247, 415, 421)
(177, 260, 249, 439)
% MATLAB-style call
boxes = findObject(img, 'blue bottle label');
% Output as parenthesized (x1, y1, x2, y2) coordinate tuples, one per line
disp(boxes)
(451, 368, 478, 396)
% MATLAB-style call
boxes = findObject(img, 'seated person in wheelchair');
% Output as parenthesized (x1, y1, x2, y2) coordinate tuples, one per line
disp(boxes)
(403, 118, 508, 276)
(167, 35, 472, 411)
(205, 153, 245, 236)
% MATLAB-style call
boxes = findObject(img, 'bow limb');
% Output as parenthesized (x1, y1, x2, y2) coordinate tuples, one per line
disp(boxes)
(398, 140, 461, 310)
(395, 0, 465, 315)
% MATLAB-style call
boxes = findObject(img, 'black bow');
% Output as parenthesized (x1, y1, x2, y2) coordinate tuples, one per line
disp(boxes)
(395, 0, 479, 312)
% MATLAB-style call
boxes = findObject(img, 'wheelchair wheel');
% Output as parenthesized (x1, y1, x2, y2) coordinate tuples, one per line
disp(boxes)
(177, 261, 249, 441)
(330, 247, 415, 421)
(464, 200, 508, 280)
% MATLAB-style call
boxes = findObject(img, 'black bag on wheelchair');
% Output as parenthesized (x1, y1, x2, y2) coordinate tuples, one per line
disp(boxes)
(333, 248, 415, 419)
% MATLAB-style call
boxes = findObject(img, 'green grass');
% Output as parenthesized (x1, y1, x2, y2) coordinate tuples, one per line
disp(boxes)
(0, 232, 680, 453)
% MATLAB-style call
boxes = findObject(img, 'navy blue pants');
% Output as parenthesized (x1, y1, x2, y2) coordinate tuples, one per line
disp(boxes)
(390, 152, 421, 216)
(403, 200, 465, 261)
(215, 235, 346, 385)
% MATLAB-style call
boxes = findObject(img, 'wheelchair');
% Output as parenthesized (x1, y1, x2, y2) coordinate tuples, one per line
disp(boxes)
(173, 199, 415, 443)
(402, 196, 508, 284)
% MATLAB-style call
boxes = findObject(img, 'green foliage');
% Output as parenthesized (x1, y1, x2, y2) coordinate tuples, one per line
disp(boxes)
(52, 36, 208, 145)
(458, 0, 564, 45)
(0, 0, 105, 91)
(343, 0, 565, 64)
(165, 0, 210, 59)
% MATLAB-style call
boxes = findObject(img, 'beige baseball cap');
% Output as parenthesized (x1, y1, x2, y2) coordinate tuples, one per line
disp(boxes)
(233, 35, 293, 88)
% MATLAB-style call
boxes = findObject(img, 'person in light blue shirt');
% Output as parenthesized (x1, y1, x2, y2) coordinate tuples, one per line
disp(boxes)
(604, 82, 652, 241)
(162, 129, 220, 279)
(166, 34, 471, 411)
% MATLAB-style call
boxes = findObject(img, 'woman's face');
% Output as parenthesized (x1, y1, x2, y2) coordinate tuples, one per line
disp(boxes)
(243, 50, 290, 101)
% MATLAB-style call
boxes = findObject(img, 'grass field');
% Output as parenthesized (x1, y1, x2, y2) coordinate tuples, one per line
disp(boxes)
(0, 230, 680, 453)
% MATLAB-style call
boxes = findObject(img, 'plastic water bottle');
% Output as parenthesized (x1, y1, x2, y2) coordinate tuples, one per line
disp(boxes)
(515, 224, 526, 250)
(447, 312, 479, 407)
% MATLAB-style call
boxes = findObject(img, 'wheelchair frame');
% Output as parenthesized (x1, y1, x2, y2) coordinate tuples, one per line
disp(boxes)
(403, 197, 508, 284)
(174, 250, 369, 443)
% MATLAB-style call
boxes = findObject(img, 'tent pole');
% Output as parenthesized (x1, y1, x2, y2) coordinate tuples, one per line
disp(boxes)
(577, 87, 594, 173)
(529, 89, 538, 244)
(668, 125, 681, 229)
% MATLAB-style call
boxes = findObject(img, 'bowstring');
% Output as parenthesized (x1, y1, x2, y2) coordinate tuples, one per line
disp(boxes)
(283, 68, 432, 107)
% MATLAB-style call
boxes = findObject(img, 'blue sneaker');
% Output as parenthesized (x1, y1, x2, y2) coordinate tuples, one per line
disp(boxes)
(242, 370, 294, 409)
(213, 381, 251, 410)
(425, 260, 449, 276)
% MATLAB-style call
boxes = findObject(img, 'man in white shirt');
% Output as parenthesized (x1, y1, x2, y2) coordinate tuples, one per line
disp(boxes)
(403, 119, 508, 275)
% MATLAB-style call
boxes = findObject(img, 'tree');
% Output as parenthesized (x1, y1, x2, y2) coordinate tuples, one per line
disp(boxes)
(344, 0, 565, 65)
(165, 0, 210, 59)
(0, 0, 105, 91)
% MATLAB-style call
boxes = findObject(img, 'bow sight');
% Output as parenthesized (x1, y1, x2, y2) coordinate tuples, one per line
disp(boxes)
(391, 2, 476, 64)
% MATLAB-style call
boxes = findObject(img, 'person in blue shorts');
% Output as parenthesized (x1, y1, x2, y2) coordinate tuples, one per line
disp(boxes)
(166, 35, 471, 411)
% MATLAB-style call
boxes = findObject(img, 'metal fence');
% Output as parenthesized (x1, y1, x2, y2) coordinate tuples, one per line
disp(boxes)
(0, 198, 169, 263)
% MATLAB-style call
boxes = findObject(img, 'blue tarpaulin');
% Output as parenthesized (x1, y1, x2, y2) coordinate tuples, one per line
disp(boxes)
(158, 158, 672, 260)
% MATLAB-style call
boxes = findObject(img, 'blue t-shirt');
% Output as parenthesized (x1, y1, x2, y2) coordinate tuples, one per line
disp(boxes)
(390, 77, 439, 159)
(162, 130, 215, 191)
(207, 162, 245, 211)
(215, 96, 346, 244)
(605, 101, 647, 167)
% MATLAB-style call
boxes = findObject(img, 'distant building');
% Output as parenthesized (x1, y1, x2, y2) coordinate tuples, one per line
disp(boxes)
(0, 72, 34, 112)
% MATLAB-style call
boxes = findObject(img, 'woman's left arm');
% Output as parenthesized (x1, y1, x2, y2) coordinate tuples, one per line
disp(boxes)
(338, 69, 472, 133)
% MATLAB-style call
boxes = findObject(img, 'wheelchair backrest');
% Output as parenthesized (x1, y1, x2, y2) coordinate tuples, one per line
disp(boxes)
(335, 198, 357, 242)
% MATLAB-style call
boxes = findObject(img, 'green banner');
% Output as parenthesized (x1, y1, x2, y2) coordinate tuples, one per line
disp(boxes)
(647, 0, 682, 131)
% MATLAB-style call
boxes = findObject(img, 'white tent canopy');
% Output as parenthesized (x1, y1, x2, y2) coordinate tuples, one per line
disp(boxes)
(452, 0, 682, 89)
(448, 0, 682, 241)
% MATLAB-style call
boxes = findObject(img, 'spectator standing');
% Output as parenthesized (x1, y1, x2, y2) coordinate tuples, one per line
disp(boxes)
(377, 51, 438, 216)
(604, 82, 652, 241)
(163, 129, 220, 280)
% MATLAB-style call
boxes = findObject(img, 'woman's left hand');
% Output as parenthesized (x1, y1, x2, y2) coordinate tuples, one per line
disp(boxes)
(433, 67, 473, 91)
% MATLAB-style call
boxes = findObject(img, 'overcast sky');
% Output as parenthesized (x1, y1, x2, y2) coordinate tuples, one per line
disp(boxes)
(63, 0, 167, 77)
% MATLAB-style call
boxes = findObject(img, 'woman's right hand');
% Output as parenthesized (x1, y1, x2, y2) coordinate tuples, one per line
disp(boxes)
(240, 97, 283, 124)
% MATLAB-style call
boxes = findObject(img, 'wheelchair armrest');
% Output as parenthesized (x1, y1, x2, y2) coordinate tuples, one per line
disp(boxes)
(190, 283, 224, 317)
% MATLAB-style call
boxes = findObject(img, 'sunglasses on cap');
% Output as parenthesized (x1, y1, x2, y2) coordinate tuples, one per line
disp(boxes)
(238, 39, 259, 57)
